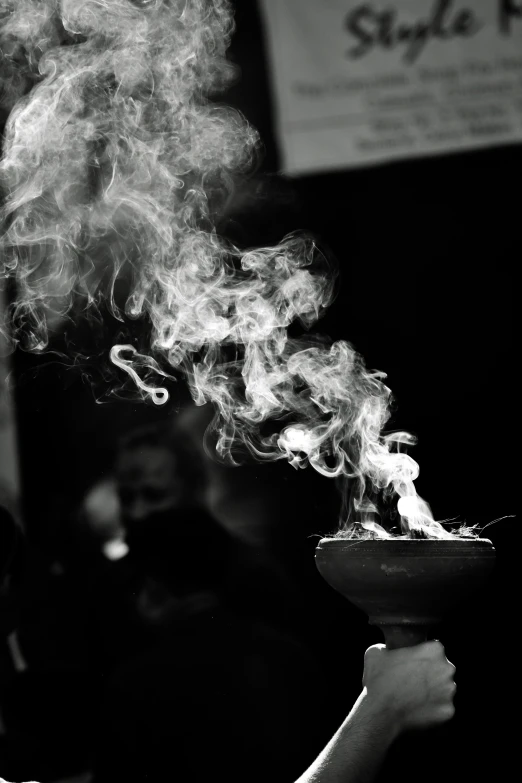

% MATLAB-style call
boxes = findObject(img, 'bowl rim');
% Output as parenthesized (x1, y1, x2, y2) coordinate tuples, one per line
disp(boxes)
(315, 537, 495, 554)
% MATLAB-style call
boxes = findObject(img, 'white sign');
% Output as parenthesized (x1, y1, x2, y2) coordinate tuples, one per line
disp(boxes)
(258, 0, 522, 174)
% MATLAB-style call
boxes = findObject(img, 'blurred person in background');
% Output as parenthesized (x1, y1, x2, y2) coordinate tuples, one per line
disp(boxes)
(103, 417, 292, 638)
(86, 417, 328, 783)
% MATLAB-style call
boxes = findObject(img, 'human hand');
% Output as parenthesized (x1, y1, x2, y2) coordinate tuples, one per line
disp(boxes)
(362, 641, 456, 733)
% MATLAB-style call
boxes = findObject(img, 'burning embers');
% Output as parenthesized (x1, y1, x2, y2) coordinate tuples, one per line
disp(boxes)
(0, 1, 472, 540)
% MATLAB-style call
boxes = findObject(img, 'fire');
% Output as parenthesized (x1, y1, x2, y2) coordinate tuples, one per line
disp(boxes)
(0, 0, 467, 539)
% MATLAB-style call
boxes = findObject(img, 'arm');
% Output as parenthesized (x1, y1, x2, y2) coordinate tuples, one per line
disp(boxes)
(295, 641, 456, 783)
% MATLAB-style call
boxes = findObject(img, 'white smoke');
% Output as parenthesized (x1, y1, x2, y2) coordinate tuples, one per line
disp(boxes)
(0, 0, 458, 538)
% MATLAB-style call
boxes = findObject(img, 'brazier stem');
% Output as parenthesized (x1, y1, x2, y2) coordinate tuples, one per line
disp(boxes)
(380, 625, 428, 650)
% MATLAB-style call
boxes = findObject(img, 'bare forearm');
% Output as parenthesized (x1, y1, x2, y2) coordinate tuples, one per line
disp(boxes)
(294, 690, 399, 783)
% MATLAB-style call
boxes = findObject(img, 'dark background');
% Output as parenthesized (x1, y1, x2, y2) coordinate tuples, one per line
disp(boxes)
(4, 1, 518, 781)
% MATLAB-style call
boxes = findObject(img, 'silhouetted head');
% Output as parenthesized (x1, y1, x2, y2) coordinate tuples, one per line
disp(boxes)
(115, 420, 208, 546)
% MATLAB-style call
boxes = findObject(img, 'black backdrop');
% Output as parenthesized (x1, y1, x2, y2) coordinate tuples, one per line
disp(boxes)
(5, 2, 519, 780)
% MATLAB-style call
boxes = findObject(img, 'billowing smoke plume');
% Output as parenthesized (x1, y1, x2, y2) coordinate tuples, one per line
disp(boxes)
(0, 0, 457, 538)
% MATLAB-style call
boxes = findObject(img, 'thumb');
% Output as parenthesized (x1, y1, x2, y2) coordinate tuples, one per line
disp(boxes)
(362, 643, 386, 684)
(364, 643, 386, 659)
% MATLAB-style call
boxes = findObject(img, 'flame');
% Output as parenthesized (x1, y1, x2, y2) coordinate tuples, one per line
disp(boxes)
(0, 0, 463, 539)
